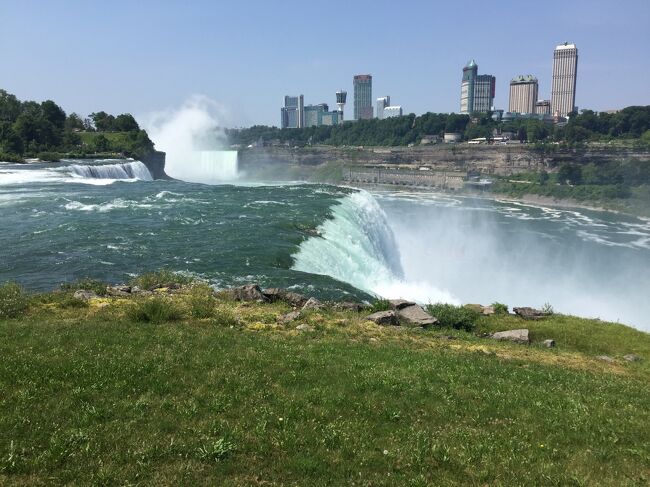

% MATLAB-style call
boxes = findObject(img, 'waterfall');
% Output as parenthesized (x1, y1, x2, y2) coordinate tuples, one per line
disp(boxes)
(67, 161, 153, 181)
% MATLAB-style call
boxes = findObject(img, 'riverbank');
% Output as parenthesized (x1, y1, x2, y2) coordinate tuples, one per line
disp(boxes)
(0, 276, 648, 485)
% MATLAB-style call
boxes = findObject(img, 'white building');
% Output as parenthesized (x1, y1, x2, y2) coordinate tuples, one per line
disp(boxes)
(383, 106, 403, 118)
(376, 96, 390, 120)
(551, 43, 578, 117)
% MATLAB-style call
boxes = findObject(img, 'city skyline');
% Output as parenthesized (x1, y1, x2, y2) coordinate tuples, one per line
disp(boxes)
(1, 0, 648, 127)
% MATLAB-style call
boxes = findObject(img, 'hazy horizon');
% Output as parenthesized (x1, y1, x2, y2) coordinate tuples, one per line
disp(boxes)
(1, 0, 649, 127)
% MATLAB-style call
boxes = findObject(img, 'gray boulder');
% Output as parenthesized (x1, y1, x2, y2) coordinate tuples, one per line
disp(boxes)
(73, 290, 98, 300)
(542, 339, 556, 348)
(365, 310, 399, 326)
(388, 299, 416, 310)
(397, 305, 438, 328)
(301, 297, 323, 311)
(623, 354, 641, 362)
(224, 284, 269, 302)
(491, 329, 530, 344)
(513, 307, 546, 320)
(263, 288, 308, 307)
(333, 301, 366, 312)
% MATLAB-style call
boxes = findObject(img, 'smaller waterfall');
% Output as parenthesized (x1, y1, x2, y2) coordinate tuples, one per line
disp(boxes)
(67, 161, 153, 180)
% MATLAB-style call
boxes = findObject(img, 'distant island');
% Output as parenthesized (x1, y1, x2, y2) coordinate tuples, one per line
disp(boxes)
(0, 89, 155, 163)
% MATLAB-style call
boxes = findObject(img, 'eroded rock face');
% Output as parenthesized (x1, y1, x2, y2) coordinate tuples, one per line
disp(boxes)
(365, 310, 399, 326)
(224, 284, 269, 302)
(397, 305, 438, 328)
(491, 329, 530, 344)
(513, 307, 546, 320)
(263, 288, 308, 308)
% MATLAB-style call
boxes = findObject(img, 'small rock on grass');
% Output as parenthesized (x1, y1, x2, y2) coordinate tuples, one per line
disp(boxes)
(73, 290, 98, 300)
(301, 297, 323, 311)
(597, 355, 615, 363)
(543, 339, 556, 348)
(623, 354, 641, 362)
(397, 305, 438, 328)
(296, 323, 315, 332)
(279, 310, 301, 324)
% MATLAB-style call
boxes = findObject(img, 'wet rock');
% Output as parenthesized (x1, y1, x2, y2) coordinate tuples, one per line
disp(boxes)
(296, 323, 315, 332)
(397, 305, 438, 328)
(623, 354, 641, 362)
(301, 297, 323, 311)
(491, 329, 530, 344)
(513, 307, 546, 320)
(73, 290, 98, 300)
(224, 284, 269, 302)
(106, 285, 131, 297)
(542, 339, 556, 348)
(263, 288, 308, 307)
(365, 310, 399, 326)
(597, 355, 615, 363)
(279, 310, 301, 324)
(388, 299, 416, 310)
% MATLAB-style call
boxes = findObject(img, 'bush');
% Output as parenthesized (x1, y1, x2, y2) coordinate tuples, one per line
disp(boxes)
(127, 297, 183, 324)
(368, 298, 391, 313)
(188, 284, 216, 318)
(61, 278, 108, 296)
(36, 151, 61, 162)
(0, 152, 23, 163)
(426, 303, 480, 332)
(491, 302, 509, 315)
(0, 282, 29, 318)
(130, 270, 195, 290)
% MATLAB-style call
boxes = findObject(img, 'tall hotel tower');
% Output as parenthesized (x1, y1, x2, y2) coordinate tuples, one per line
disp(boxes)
(509, 75, 539, 113)
(353, 75, 373, 120)
(551, 43, 578, 117)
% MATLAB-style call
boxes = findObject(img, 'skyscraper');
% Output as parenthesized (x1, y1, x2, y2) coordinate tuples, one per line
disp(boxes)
(376, 96, 390, 120)
(473, 75, 496, 113)
(353, 75, 373, 120)
(551, 43, 578, 117)
(509, 75, 539, 113)
(281, 95, 304, 129)
(460, 60, 477, 114)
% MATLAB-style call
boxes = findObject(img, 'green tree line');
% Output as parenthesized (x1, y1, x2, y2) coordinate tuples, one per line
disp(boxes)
(0, 89, 154, 161)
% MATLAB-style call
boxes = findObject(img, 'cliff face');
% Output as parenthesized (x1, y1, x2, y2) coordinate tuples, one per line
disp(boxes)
(238, 144, 650, 176)
(141, 151, 170, 179)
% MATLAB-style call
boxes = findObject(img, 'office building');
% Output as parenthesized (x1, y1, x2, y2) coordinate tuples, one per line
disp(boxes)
(304, 104, 328, 127)
(353, 75, 373, 120)
(281, 95, 304, 129)
(376, 96, 390, 120)
(509, 75, 539, 113)
(535, 100, 551, 115)
(473, 74, 496, 113)
(551, 42, 578, 117)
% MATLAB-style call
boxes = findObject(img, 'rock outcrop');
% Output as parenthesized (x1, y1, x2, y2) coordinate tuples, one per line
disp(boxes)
(491, 329, 530, 344)
(365, 310, 399, 326)
(301, 297, 324, 311)
(513, 307, 547, 320)
(397, 304, 438, 328)
(263, 288, 308, 308)
(224, 284, 269, 302)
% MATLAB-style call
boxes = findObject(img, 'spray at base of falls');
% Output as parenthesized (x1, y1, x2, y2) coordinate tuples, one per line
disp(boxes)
(167, 150, 238, 184)
(292, 190, 459, 304)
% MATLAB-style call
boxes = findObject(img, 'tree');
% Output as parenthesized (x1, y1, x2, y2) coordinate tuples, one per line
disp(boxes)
(90, 111, 116, 131)
(558, 164, 582, 185)
(65, 113, 85, 131)
(93, 134, 111, 152)
(113, 113, 140, 132)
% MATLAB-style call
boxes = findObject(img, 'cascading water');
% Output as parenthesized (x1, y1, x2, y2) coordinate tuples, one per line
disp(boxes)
(66, 161, 153, 180)
(292, 190, 458, 304)
(171, 150, 238, 184)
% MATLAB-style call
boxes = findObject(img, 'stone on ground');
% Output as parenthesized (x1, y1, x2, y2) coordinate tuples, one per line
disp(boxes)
(365, 310, 399, 326)
(397, 305, 438, 328)
(491, 329, 530, 344)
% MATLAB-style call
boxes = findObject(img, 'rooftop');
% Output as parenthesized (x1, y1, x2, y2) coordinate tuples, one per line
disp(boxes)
(555, 42, 577, 50)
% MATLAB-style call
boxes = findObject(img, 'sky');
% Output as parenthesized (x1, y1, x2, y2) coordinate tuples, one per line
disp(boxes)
(1, 0, 649, 127)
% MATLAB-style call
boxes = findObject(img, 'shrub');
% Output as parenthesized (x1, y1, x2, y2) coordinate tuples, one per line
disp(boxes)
(0, 282, 28, 318)
(36, 151, 61, 162)
(491, 302, 509, 315)
(127, 297, 183, 324)
(61, 278, 108, 296)
(426, 303, 480, 332)
(368, 298, 391, 313)
(541, 302, 555, 315)
(188, 284, 216, 318)
(0, 152, 23, 163)
(130, 270, 195, 290)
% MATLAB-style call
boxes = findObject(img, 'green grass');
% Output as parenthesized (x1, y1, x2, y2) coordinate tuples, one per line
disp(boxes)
(0, 293, 648, 485)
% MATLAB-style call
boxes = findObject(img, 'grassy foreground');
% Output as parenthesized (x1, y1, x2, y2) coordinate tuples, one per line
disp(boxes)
(0, 285, 649, 485)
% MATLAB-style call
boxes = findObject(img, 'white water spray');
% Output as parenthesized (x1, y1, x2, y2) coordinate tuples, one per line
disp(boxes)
(144, 96, 238, 184)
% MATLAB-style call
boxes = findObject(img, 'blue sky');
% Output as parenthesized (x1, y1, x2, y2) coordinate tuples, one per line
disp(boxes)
(1, 0, 649, 127)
